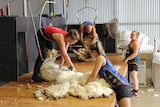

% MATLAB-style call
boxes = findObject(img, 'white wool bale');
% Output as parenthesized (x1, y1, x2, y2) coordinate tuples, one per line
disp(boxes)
(118, 30, 149, 49)
(40, 61, 59, 82)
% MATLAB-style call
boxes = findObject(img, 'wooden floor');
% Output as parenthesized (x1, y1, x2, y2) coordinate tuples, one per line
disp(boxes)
(0, 56, 127, 107)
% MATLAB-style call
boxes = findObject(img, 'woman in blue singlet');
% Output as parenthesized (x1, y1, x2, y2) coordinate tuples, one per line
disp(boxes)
(84, 40, 131, 107)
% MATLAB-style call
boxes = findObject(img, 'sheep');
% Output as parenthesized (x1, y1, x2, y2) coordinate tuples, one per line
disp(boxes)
(71, 48, 95, 62)
(39, 49, 70, 82)
(40, 61, 59, 82)
(56, 70, 84, 84)
(34, 49, 120, 100)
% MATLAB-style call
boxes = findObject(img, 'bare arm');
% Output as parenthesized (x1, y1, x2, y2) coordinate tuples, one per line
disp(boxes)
(89, 25, 98, 45)
(53, 33, 76, 71)
(59, 50, 66, 67)
(79, 24, 88, 48)
(84, 55, 105, 85)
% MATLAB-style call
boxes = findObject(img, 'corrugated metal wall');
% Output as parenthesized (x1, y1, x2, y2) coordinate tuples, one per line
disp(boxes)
(116, 0, 160, 45)
(66, 0, 114, 24)
(57, 0, 160, 45)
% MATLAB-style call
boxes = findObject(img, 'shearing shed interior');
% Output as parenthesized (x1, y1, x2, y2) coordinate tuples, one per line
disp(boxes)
(0, 0, 160, 107)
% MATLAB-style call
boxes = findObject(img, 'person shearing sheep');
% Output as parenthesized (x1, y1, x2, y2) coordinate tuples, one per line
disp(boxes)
(32, 26, 80, 82)
(79, 21, 98, 49)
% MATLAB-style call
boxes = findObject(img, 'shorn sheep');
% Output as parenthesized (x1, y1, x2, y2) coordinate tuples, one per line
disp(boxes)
(71, 48, 94, 62)
(34, 49, 120, 100)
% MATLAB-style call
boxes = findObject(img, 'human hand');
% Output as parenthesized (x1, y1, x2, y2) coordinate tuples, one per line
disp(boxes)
(123, 59, 128, 64)
(68, 66, 76, 72)
(72, 67, 76, 72)
(59, 64, 62, 68)
(80, 82, 86, 86)
(84, 45, 88, 49)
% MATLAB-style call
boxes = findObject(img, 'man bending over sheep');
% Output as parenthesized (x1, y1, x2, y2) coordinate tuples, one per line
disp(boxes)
(79, 21, 98, 49)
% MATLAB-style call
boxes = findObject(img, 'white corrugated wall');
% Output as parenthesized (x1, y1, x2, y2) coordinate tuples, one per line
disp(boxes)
(65, 0, 114, 24)
(55, 0, 160, 45)
(116, 0, 160, 45)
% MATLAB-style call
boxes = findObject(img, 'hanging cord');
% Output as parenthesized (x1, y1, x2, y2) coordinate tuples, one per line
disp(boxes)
(64, 0, 70, 31)
(93, 9, 98, 25)
(28, 0, 56, 61)
(28, 0, 43, 61)
(39, 0, 56, 42)
(76, 6, 98, 25)
(39, 1, 56, 30)
(33, 1, 46, 15)
(27, 0, 75, 70)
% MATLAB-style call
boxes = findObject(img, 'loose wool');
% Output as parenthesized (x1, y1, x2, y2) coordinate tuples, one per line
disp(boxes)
(35, 62, 113, 100)
(34, 49, 116, 100)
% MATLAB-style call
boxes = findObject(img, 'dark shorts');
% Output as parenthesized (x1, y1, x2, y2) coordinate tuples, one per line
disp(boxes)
(113, 85, 131, 102)
(128, 64, 138, 72)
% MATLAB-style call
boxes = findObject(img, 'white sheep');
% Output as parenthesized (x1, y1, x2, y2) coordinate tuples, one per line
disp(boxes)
(39, 49, 70, 82)
(71, 48, 95, 62)
(40, 61, 59, 82)
(56, 70, 84, 84)
(34, 49, 119, 100)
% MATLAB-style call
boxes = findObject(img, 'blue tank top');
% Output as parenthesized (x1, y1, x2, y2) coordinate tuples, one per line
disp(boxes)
(98, 56, 130, 88)
(83, 21, 93, 26)
(83, 21, 93, 37)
